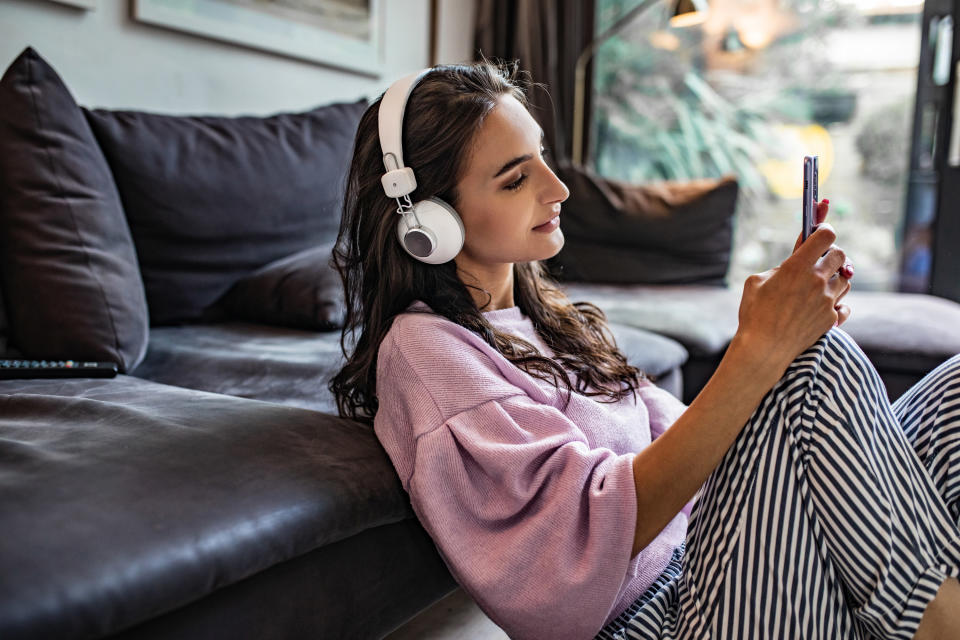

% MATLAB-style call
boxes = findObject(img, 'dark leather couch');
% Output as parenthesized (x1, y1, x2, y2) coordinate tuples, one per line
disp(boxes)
(0, 48, 688, 640)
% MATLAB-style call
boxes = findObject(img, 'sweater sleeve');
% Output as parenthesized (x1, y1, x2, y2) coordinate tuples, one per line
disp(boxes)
(636, 380, 687, 441)
(374, 317, 637, 639)
(409, 396, 638, 640)
(374, 314, 640, 639)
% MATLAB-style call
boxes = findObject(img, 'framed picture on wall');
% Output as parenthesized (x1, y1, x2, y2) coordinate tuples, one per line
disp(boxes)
(133, 0, 385, 76)
(48, 0, 97, 8)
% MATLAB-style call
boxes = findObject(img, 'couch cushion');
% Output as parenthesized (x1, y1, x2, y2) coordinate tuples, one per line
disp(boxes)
(840, 291, 960, 375)
(132, 323, 350, 414)
(0, 47, 149, 371)
(212, 242, 346, 331)
(566, 284, 960, 368)
(562, 283, 960, 401)
(132, 321, 688, 414)
(607, 321, 687, 383)
(548, 164, 738, 286)
(562, 283, 741, 357)
(0, 375, 411, 639)
(83, 98, 367, 325)
(608, 322, 688, 399)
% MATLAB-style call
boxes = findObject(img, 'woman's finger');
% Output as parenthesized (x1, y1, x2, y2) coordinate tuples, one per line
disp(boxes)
(792, 223, 837, 265)
(792, 199, 831, 253)
(835, 303, 852, 326)
(830, 276, 852, 300)
(816, 198, 830, 225)
(816, 244, 847, 276)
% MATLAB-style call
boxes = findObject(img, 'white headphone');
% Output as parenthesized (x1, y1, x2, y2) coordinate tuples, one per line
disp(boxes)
(378, 69, 465, 264)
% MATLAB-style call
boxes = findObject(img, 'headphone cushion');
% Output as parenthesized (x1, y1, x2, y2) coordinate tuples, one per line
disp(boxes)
(396, 197, 465, 264)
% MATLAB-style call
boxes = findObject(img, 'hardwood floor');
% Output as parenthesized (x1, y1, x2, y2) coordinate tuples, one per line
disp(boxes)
(385, 588, 509, 639)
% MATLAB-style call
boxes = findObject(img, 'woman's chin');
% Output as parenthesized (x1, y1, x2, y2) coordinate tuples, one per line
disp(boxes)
(537, 230, 564, 261)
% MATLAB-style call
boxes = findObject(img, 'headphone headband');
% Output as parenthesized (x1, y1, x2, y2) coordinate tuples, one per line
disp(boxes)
(379, 69, 431, 192)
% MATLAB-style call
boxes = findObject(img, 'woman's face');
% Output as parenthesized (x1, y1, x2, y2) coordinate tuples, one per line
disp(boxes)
(452, 94, 570, 275)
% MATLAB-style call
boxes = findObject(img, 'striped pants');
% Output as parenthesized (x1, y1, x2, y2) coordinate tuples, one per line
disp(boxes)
(599, 329, 960, 639)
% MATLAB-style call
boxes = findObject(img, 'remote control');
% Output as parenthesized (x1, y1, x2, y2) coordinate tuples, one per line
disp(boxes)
(0, 359, 118, 379)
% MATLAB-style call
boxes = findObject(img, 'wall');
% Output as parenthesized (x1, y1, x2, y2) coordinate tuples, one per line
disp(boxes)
(434, 0, 476, 67)
(0, 0, 476, 114)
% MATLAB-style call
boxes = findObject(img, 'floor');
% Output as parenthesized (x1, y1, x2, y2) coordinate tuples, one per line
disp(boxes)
(384, 588, 508, 640)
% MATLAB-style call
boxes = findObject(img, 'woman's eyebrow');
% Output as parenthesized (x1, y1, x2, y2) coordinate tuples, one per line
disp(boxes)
(492, 129, 546, 179)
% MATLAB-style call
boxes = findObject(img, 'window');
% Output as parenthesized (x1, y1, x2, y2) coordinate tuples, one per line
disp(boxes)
(591, 0, 924, 291)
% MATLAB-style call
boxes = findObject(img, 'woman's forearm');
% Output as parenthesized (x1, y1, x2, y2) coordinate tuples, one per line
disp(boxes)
(628, 223, 852, 558)
(629, 332, 788, 557)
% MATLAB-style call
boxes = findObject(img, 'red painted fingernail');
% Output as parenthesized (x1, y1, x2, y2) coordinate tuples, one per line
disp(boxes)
(822, 198, 829, 205)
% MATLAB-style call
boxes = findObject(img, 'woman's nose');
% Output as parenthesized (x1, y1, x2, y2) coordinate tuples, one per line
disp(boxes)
(542, 166, 569, 205)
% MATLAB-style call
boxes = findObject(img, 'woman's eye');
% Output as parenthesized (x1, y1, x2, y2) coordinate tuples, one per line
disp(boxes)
(504, 148, 548, 191)
(505, 174, 527, 191)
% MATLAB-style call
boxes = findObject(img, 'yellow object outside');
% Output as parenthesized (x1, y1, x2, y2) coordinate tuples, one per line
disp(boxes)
(758, 124, 834, 199)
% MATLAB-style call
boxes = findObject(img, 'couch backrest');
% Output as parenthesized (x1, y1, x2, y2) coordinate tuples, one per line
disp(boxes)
(84, 99, 367, 326)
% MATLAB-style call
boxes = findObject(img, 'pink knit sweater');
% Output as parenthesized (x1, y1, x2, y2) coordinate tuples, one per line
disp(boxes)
(373, 301, 690, 639)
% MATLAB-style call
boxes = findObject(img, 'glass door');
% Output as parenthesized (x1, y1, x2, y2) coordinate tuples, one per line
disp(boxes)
(592, 0, 925, 291)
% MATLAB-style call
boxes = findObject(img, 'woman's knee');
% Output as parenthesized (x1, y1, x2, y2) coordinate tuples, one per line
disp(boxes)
(773, 328, 889, 426)
(927, 353, 960, 387)
(780, 328, 875, 388)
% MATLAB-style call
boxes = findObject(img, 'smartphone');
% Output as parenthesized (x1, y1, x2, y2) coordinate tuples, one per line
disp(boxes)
(802, 155, 819, 242)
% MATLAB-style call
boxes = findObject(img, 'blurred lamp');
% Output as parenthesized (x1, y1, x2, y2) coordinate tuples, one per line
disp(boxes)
(573, 0, 710, 166)
(669, 0, 709, 27)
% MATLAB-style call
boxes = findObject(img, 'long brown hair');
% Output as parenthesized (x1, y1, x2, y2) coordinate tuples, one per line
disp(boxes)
(330, 59, 644, 424)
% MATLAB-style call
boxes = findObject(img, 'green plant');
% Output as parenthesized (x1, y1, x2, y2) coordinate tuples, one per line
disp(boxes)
(592, 64, 774, 197)
(589, 0, 857, 194)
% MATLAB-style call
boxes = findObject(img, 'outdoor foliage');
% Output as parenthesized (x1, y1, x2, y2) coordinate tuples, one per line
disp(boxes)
(590, 0, 856, 197)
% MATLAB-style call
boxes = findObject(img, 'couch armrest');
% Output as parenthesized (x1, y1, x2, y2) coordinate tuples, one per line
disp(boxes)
(564, 283, 740, 357)
(606, 321, 688, 400)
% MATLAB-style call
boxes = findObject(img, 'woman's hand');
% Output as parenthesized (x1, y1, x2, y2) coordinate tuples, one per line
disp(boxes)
(732, 200, 853, 384)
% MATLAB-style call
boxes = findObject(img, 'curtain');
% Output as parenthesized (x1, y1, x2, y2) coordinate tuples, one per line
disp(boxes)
(473, 0, 596, 165)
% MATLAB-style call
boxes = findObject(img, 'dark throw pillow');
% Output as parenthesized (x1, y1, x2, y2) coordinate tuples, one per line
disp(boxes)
(546, 162, 739, 286)
(0, 47, 149, 371)
(83, 98, 368, 326)
(0, 280, 11, 357)
(214, 243, 345, 331)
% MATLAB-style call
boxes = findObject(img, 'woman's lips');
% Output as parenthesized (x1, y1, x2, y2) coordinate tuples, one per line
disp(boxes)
(532, 215, 560, 232)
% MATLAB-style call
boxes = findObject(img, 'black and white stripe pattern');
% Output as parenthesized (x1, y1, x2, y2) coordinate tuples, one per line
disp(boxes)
(597, 329, 960, 639)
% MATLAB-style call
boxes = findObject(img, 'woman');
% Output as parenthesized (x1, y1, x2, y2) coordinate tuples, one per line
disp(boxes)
(330, 60, 960, 639)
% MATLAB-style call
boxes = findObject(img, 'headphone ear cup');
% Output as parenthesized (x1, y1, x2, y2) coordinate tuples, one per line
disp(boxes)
(396, 197, 465, 264)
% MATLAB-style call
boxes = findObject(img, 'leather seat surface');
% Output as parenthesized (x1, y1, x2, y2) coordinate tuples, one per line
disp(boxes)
(0, 375, 410, 640)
